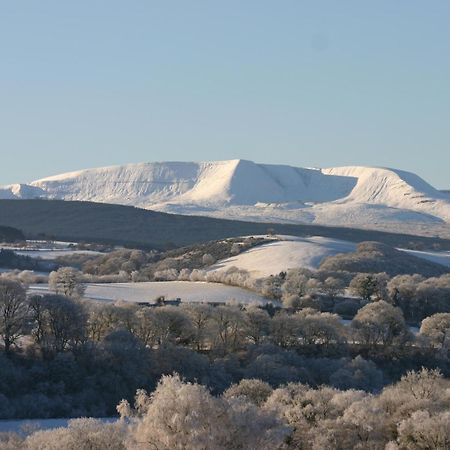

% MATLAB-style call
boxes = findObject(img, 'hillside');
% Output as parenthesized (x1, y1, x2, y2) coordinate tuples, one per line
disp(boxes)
(211, 236, 356, 277)
(210, 235, 450, 278)
(1, 160, 449, 234)
(319, 241, 450, 277)
(0, 199, 450, 250)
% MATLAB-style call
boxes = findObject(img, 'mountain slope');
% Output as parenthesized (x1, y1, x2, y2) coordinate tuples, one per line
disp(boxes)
(26, 159, 359, 206)
(1, 199, 449, 250)
(322, 166, 450, 221)
(1, 160, 449, 231)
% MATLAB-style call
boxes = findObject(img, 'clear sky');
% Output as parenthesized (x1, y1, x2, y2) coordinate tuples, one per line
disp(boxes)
(1, 1, 449, 187)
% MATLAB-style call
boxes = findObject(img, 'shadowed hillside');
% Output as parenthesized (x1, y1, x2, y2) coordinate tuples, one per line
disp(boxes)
(0, 199, 450, 250)
(0, 225, 25, 242)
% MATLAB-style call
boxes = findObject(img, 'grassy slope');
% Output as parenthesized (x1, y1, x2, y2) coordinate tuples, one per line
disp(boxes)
(1, 199, 450, 250)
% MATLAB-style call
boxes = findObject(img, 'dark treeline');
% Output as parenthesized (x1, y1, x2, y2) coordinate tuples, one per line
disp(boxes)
(0, 226, 25, 243)
(0, 249, 57, 272)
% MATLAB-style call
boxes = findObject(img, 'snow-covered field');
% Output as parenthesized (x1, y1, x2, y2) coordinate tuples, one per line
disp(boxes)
(30, 281, 270, 305)
(13, 249, 102, 260)
(0, 240, 103, 260)
(212, 236, 356, 277)
(211, 235, 450, 278)
(0, 418, 116, 433)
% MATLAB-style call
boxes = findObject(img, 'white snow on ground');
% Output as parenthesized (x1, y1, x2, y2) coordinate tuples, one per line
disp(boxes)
(401, 249, 450, 268)
(212, 236, 357, 277)
(12, 249, 102, 260)
(0, 240, 104, 260)
(0, 418, 116, 433)
(2, 160, 449, 233)
(211, 235, 450, 278)
(29, 281, 270, 305)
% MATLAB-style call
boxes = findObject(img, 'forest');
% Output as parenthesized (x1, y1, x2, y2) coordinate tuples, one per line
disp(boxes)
(0, 238, 449, 448)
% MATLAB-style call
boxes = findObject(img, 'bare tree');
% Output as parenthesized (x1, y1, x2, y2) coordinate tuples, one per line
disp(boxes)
(0, 279, 28, 354)
(182, 303, 213, 350)
(29, 294, 87, 352)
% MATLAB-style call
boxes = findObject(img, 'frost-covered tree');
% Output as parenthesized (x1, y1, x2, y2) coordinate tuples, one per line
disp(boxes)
(349, 273, 378, 301)
(377, 368, 450, 431)
(49, 267, 86, 298)
(335, 357, 383, 391)
(270, 312, 301, 348)
(395, 410, 450, 450)
(282, 294, 301, 309)
(24, 418, 127, 450)
(281, 268, 313, 300)
(243, 306, 270, 344)
(265, 383, 372, 448)
(0, 280, 28, 354)
(133, 306, 192, 347)
(202, 253, 216, 266)
(387, 274, 450, 321)
(322, 276, 345, 300)
(86, 303, 122, 341)
(419, 313, 450, 350)
(223, 379, 273, 406)
(230, 243, 241, 255)
(296, 309, 345, 346)
(387, 274, 424, 308)
(123, 374, 288, 450)
(351, 300, 408, 346)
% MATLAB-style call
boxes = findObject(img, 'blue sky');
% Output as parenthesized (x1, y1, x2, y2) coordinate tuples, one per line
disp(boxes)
(1, 1, 449, 187)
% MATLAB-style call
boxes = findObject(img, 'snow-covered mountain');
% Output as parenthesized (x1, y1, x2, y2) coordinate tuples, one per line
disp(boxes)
(1, 159, 449, 231)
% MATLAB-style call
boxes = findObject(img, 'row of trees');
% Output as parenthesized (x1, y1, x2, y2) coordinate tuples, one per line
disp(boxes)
(2, 368, 449, 449)
(259, 268, 450, 323)
(75, 236, 269, 278)
(36, 239, 450, 328)
(1, 275, 448, 356)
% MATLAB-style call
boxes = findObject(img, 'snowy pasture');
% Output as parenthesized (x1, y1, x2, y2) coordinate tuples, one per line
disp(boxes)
(13, 249, 102, 260)
(211, 235, 450, 278)
(0, 240, 103, 260)
(212, 236, 356, 277)
(30, 281, 270, 305)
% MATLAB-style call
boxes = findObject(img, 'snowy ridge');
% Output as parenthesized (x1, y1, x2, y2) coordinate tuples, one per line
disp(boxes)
(323, 166, 450, 220)
(1, 159, 449, 229)
(27, 159, 359, 206)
